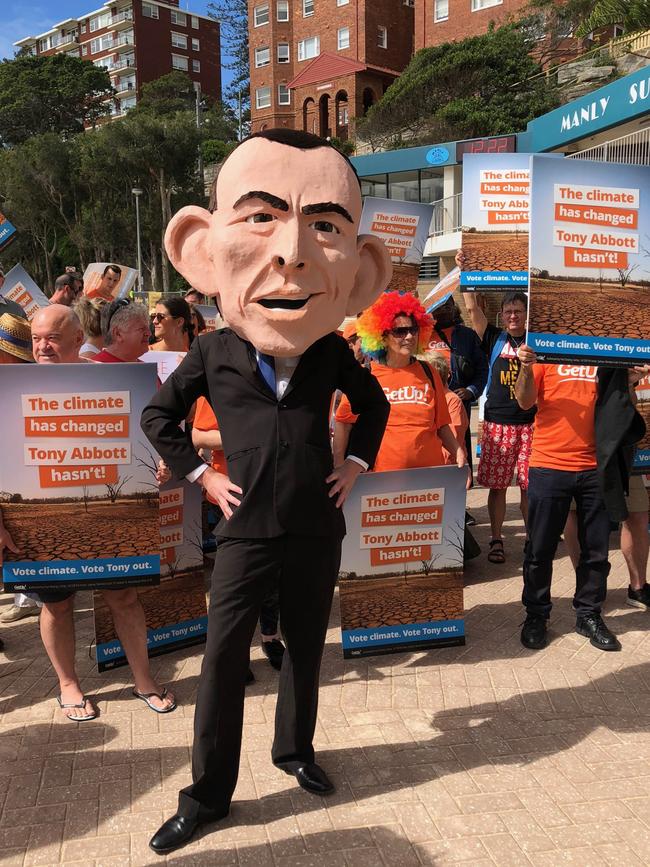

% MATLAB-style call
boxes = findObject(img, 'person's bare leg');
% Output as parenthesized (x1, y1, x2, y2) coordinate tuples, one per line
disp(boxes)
(40, 598, 97, 720)
(520, 489, 528, 527)
(563, 510, 580, 570)
(621, 511, 649, 591)
(102, 588, 174, 710)
(488, 488, 507, 540)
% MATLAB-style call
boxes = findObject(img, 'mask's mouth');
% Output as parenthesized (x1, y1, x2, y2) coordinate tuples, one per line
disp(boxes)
(257, 296, 312, 311)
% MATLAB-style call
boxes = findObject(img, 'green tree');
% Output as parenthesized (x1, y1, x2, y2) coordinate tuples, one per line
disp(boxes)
(0, 54, 113, 146)
(529, 0, 650, 40)
(208, 0, 249, 130)
(356, 25, 559, 150)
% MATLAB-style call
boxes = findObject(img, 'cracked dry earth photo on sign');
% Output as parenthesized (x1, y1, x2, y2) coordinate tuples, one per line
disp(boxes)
(461, 232, 529, 276)
(528, 277, 650, 341)
(339, 572, 464, 632)
(1, 498, 159, 563)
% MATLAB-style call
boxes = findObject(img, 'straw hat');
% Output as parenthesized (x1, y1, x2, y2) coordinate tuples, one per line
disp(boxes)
(0, 311, 33, 362)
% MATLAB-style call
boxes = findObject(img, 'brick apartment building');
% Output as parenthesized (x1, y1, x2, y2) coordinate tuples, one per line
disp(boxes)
(15, 0, 221, 119)
(248, 0, 415, 138)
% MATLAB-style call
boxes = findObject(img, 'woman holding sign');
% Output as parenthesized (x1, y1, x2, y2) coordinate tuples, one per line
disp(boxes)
(334, 291, 465, 473)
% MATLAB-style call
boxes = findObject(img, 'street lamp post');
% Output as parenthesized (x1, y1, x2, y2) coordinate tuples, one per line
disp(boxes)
(131, 187, 143, 293)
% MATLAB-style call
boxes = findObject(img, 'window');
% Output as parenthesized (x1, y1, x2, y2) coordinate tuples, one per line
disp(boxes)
(192, 37, 200, 50)
(172, 53, 189, 70)
(277, 0, 289, 21)
(389, 171, 419, 203)
(360, 174, 388, 199)
(171, 32, 187, 49)
(82, 44, 88, 55)
(191, 15, 199, 28)
(254, 4, 269, 26)
(91, 34, 114, 53)
(434, 0, 448, 21)
(278, 84, 290, 105)
(298, 36, 319, 61)
(337, 27, 350, 50)
(338, 105, 348, 126)
(277, 42, 290, 62)
(377, 25, 387, 48)
(471, 0, 502, 9)
(120, 75, 136, 91)
(80, 22, 87, 33)
(121, 95, 137, 111)
(303, 0, 314, 16)
(142, 3, 159, 19)
(337, 0, 349, 5)
(192, 59, 200, 72)
(170, 10, 187, 25)
(256, 86, 271, 108)
(90, 12, 111, 31)
(420, 169, 444, 203)
(255, 46, 270, 67)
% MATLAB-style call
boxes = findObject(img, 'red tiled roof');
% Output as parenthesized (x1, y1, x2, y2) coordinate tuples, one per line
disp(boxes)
(287, 52, 367, 90)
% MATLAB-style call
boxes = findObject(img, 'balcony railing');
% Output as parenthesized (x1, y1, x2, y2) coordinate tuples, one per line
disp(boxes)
(60, 33, 79, 45)
(116, 32, 134, 48)
(110, 56, 136, 73)
(112, 9, 133, 27)
(430, 193, 463, 237)
(568, 127, 650, 166)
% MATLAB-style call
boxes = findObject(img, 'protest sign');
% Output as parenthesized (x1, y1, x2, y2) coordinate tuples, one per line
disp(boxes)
(359, 196, 434, 295)
(83, 262, 137, 303)
(0, 264, 50, 319)
(0, 363, 160, 593)
(93, 349, 207, 670)
(0, 212, 18, 252)
(140, 350, 186, 383)
(339, 465, 466, 658)
(94, 479, 207, 671)
(633, 374, 650, 473)
(460, 153, 531, 291)
(193, 304, 225, 333)
(423, 267, 460, 313)
(527, 156, 650, 366)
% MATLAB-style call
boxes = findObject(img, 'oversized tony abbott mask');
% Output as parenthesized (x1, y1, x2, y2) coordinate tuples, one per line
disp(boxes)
(165, 129, 392, 356)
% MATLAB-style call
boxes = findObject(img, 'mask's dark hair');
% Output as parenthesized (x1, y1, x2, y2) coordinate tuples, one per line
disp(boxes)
(208, 128, 360, 212)
(501, 291, 528, 310)
(102, 264, 122, 277)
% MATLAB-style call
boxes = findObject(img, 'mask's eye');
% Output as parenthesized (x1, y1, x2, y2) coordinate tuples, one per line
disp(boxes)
(246, 213, 274, 224)
(311, 220, 339, 234)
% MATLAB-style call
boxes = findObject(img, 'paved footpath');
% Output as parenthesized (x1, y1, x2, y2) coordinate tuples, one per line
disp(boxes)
(1, 487, 649, 866)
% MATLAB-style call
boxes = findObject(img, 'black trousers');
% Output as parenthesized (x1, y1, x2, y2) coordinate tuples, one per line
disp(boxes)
(523, 467, 611, 619)
(178, 534, 341, 819)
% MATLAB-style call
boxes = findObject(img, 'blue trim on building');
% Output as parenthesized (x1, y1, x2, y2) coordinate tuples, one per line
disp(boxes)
(351, 141, 457, 175)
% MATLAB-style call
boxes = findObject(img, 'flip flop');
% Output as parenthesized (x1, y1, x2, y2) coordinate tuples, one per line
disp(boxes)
(57, 695, 97, 722)
(487, 539, 506, 564)
(132, 686, 177, 714)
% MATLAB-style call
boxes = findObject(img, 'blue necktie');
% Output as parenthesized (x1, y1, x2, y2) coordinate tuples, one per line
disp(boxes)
(257, 352, 276, 395)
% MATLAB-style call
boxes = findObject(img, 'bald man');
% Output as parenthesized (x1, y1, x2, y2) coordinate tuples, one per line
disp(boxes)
(30, 304, 85, 363)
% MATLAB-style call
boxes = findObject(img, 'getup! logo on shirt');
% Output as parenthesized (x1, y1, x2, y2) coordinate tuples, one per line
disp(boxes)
(383, 382, 431, 407)
(556, 364, 598, 384)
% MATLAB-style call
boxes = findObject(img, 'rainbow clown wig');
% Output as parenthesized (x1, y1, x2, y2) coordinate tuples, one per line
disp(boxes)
(356, 291, 434, 362)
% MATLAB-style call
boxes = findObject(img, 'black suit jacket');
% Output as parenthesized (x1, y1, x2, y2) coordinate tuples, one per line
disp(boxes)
(141, 328, 389, 539)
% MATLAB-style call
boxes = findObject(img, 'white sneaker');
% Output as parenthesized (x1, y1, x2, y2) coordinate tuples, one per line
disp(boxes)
(0, 604, 40, 623)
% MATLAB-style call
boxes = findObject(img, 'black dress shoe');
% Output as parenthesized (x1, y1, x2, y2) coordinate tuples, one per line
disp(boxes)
(149, 814, 201, 854)
(576, 613, 621, 651)
(521, 614, 548, 649)
(261, 638, 285, 671)
(283, 762, 334, 795)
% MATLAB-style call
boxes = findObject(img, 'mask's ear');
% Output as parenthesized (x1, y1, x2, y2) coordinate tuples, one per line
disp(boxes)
(164, 206, 215, 294)
(346, 234, 393, 315)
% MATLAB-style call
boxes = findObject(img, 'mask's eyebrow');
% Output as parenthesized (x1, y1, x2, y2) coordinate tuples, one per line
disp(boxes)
(233, 190, 289, 211)
(302, 202, 353, 223)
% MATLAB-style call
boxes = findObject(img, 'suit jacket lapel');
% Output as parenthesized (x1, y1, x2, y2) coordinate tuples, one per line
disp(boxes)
(225, 332, 275, 399)
(282, 337, 324, 400)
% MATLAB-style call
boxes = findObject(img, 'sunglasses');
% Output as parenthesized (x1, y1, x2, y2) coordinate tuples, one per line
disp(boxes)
(389, 326, 418, 338)
(151, 312, 169, 322)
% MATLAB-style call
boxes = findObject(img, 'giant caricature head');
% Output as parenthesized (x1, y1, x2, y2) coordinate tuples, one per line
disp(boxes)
(165, 129, 392, 356)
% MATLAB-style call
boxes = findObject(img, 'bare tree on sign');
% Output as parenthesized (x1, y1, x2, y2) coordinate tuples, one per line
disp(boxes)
(105, 476, 132, 504)
(618, 265, 638, 289)
(81, 485, 90, 513)
(136, 441, 164, 506)
(444, 522, 466, 569)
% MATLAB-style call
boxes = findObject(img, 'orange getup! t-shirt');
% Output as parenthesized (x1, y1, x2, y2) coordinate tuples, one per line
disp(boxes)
(442, 389, 468, 466)
(336, 360, 451, 472)
(193, 397, 227, 475)
(529, 363, 598, 471)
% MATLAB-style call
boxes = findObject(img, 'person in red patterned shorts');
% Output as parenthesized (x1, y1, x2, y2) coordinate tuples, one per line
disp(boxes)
(462, 286, 535, 564)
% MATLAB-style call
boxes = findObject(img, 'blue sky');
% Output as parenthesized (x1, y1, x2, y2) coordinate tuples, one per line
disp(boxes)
(1, 1, 233, 89)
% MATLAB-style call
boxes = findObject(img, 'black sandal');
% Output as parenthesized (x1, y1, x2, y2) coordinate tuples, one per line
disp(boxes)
(487, 539, 506, 563)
